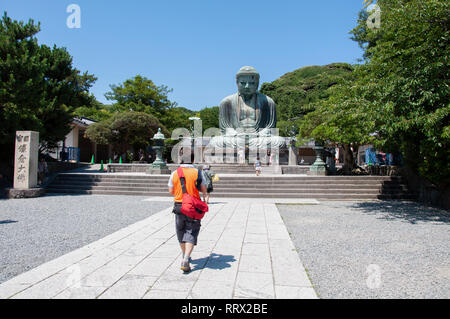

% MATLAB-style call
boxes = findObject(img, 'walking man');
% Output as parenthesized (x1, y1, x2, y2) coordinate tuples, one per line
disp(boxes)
(168, 161, 207, 273)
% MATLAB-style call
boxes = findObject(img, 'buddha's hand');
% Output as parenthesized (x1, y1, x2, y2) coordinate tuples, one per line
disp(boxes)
(258, 128, 272, 137)
(224, 128, 238, 136)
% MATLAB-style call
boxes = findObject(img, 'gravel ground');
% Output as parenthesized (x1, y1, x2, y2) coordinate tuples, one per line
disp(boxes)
(277, 201, 450, 299)
(0, 194, 172, 284)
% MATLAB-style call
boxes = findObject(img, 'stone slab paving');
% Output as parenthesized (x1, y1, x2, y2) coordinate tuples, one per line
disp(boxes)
(0, 195, 172, 284)
(0, 198, 317, 299)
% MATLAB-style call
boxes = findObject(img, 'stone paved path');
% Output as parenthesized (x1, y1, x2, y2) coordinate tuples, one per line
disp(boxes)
(0, 198, 317, 299)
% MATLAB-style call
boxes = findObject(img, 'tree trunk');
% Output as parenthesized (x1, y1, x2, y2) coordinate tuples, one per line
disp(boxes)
(342, 143, 355, 175)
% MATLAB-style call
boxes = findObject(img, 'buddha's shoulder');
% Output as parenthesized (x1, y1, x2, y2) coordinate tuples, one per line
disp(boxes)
(220, 94, 238, 106)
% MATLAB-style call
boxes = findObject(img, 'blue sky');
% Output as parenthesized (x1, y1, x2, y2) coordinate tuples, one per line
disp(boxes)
(2, 0, 366, 111)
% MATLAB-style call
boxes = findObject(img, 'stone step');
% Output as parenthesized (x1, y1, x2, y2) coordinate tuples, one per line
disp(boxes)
(49, 180, 409, 190)
(49, 181, 408, 190)
(56, 174, 403, 182)
(46, 184, 412, 195)
(52, 180, 406, 189)
(45, 188, 415, 200)
(47, 172, 413, 200)
(59, 172, 401, 178)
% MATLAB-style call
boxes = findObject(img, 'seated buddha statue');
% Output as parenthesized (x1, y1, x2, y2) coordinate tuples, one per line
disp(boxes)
(208, 66, 286, 150)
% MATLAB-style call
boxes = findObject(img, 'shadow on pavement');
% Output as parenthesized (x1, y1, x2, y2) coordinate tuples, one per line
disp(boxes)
(0, 220, 18, 225)
(191, 253, 236, 272)
(352, 201, 450, 224)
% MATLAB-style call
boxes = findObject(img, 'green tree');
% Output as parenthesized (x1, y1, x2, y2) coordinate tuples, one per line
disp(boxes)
(105, 75, 174, 118)
(297, 0, 449, 182)
(82, 120, 112, 145)
(260, 63, 354, 137)
(349, 9, 381, 61)
(198, 106, 219, 133)
(356, 0, 450, 184)
(0, 12, 97, 161)
(74, 99, 113, 122)
(85, 111, 168, 160)
(159, 106, 195, 134)
(297, 70, 376, 173)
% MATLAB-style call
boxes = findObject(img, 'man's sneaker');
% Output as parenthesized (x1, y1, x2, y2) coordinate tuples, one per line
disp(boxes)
(181, 259, 191, 273)
(180, 257, 191, 266)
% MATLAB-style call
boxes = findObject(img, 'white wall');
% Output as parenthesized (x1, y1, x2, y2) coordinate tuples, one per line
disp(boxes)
(64, 126, 79, 148)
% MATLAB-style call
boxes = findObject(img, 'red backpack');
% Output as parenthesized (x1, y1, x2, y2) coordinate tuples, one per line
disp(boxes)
(177, 167, 209, 220)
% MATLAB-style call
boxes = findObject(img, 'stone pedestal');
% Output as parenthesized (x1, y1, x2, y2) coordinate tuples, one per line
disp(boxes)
(11, 131, 44, 198)
(194, 145, 203, 164)
(289, 144, 298, 166)
(146, 128, 171, 175)
(7, 187, 45, 199)
(147, 146, 170, 175)
(308, 145, 327, 176)
(147, 167, 171, 175)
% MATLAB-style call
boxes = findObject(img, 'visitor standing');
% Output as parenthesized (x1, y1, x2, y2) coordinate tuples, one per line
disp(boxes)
(254, 157, 262, 176)
(202, 165, 215, 204)
(38, 157, 48, 185)
(238, 148, 245, 164)
(168, 161, 207, 273)
(269, 152, 275, 166)
(138, 149, 145, 162)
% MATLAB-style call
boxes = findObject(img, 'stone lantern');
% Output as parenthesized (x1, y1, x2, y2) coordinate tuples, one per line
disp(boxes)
(147, 128, 171, 175)
(308, 141, 327, 176)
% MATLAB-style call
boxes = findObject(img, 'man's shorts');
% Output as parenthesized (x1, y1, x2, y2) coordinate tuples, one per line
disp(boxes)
(173, 203, 201, 245)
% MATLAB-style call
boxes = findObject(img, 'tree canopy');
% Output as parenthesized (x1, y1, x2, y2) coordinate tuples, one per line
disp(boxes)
(85, 111, 168, 159)
(0, 12, 97, 160)
(297, 69, 375, 172)
(74, 100, 113, 122)
(105, 75, 174, 118)
(159, 106, 196, 133)
(260, 63, 354, 137)
(355, 0, 449, 185)
(198, 106, 219, 133)
(293, 0, 449, 183)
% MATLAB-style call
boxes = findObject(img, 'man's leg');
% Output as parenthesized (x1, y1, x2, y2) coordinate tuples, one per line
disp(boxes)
(179, 242, 185, 257)
(183, 243, 194, 260)
(181, 242, 194, 272)
(180, 218, 201, 273)
(175, 211, 187, 260)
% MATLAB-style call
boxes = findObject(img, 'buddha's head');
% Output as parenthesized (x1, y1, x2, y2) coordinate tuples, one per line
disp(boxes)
(236, 66, 259, 96)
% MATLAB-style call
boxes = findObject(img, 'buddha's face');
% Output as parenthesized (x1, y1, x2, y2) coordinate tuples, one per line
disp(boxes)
(237, 75, 258, 96)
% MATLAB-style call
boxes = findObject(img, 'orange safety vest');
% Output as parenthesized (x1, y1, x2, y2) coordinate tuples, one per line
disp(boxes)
(172, 167, 201, 203)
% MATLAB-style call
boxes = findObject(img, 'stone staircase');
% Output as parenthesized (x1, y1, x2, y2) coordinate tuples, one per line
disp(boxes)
(107, 163, 288, 174)
(46, 173, 415, 200)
